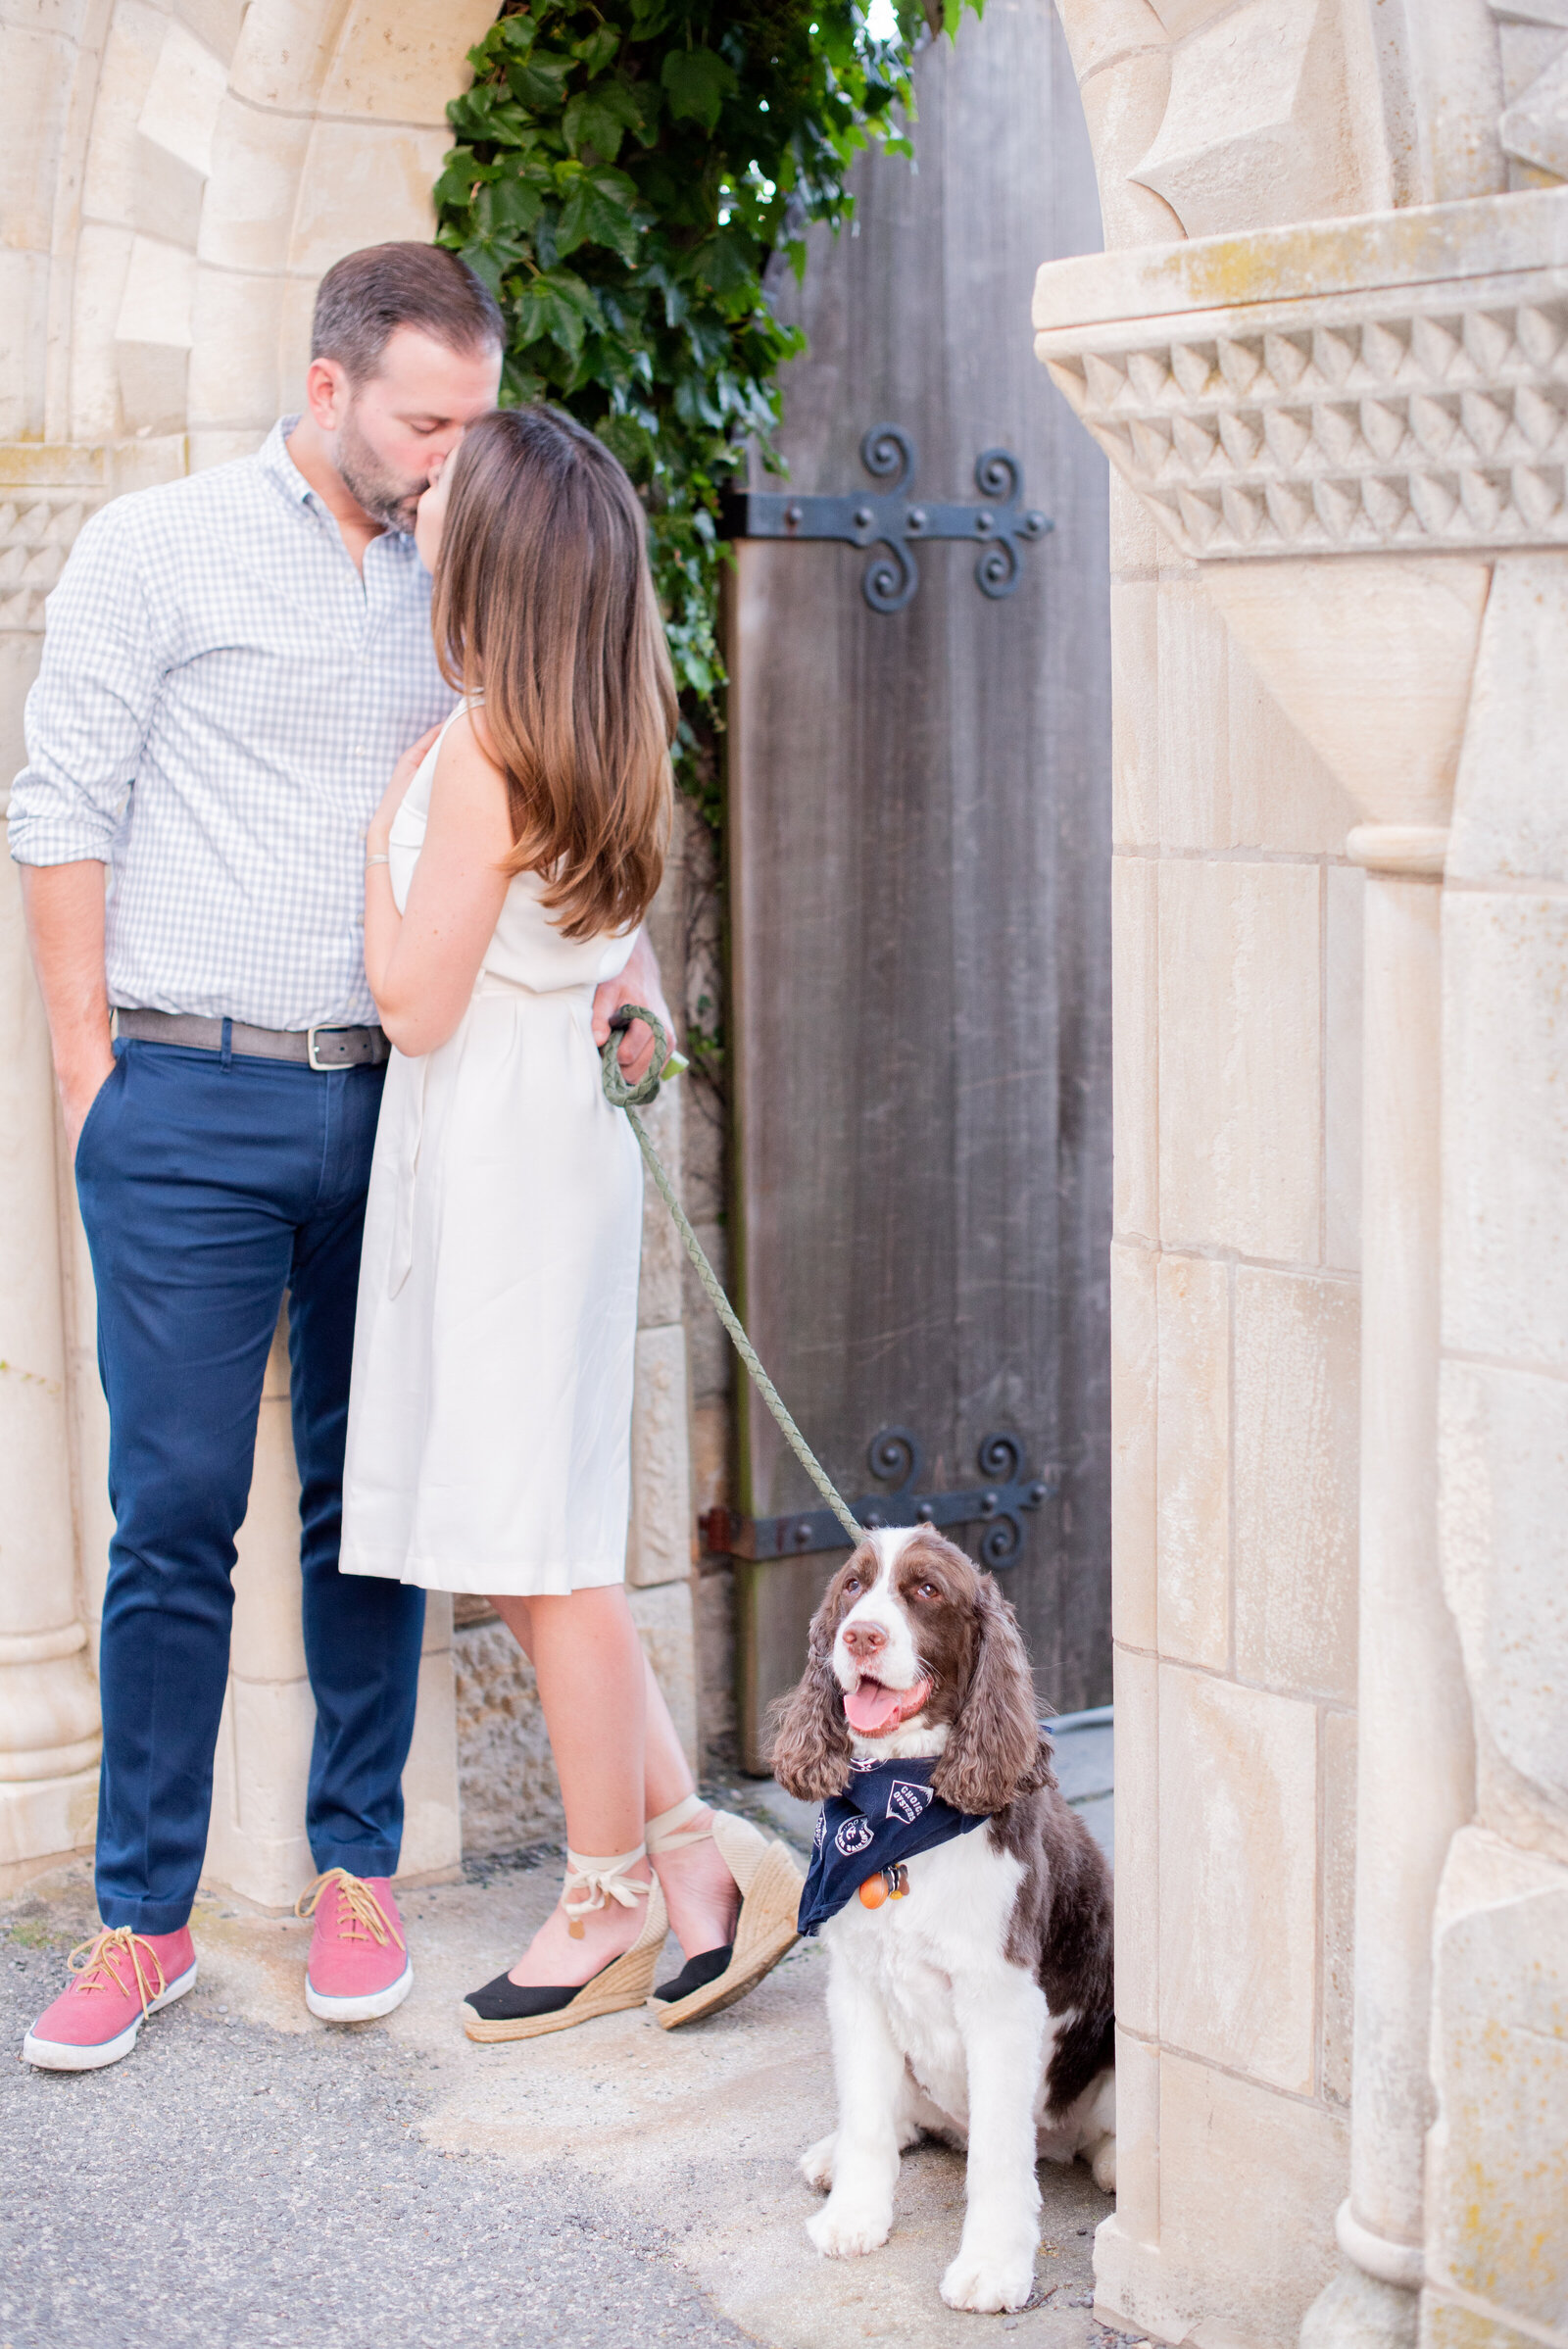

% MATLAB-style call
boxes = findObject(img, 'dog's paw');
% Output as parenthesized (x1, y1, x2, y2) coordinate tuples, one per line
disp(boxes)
(799, 2133, 837, 2193)
(940, 2234, 1036, 2315)
(1090, 2132, 1117, 2194)
(807, 2195, 892, 2260)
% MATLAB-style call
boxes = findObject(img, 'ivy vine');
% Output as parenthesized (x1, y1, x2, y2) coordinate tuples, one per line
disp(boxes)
(434, 1, 982, 827)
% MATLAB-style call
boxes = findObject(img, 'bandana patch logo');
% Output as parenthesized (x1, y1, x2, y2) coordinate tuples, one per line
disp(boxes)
(886, 1779, 934, 1827)
(834, 1816, 874, 1858)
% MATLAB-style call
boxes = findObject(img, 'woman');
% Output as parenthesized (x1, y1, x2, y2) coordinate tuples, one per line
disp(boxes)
(340, 407, 800, 2037)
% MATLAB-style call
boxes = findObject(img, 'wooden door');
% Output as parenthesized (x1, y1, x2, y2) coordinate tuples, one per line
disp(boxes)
(721, 1, 1110, 1769)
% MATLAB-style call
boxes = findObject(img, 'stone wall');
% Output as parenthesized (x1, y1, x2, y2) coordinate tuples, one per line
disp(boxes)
(1044, 6, 1568, 2347)
(0, 0, 700, 1900)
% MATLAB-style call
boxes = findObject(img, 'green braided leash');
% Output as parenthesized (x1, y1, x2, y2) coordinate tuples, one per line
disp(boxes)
(602, 1006, 863, 1547)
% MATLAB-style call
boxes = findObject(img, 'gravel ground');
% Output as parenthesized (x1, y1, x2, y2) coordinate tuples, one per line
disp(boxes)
(0, 1912, 749, 2349)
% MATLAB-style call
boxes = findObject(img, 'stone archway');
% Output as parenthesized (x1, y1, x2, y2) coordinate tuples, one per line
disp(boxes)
(1, 0, 698, 1907)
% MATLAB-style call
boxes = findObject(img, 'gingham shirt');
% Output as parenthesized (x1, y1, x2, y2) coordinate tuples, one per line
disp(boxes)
(8, 418, 456, 1030)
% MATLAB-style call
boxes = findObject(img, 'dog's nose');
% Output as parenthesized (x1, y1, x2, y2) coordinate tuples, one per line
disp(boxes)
(843, 1622, 887, 1662)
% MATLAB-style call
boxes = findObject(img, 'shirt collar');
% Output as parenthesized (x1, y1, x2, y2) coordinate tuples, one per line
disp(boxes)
(256, 417, 422, 563)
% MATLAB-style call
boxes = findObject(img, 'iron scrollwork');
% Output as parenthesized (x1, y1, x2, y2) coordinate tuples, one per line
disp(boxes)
(700, 1425, 1058, 1570)
(719, 424, 1053, 613)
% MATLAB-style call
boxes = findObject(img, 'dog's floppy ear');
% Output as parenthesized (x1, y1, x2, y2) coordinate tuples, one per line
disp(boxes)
(768, 1593, 853, 1801)
(932, 1573, 1040, 1817)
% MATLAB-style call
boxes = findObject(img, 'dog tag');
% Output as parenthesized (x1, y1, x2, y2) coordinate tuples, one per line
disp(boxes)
(858, 1874, 889, 1910)
(889, 1864, 909, 1900)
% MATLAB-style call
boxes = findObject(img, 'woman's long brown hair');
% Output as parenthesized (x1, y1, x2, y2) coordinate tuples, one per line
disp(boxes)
(431, 406, 676, 939)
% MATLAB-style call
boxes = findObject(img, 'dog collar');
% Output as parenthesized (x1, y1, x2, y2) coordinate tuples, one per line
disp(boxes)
(797, 1757, 986, 1935)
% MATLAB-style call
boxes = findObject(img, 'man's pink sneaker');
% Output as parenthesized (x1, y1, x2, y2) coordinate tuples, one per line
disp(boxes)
(297, 1869, 412, 2021)
(24, 1925, 197, 2072)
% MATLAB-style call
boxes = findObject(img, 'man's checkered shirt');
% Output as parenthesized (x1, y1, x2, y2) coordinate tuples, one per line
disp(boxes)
(8, 419, 457, 1031)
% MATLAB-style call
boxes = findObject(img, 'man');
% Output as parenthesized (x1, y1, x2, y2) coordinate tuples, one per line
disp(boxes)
(11, 242, 671, 2069)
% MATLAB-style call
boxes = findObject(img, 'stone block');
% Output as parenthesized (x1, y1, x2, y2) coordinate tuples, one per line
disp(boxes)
(1156, 2053, 1347, 2345)
(1155, 1251, 1229, 1670)
(1130, 0, 1321, 241)
(1448, 553, 1568, 887)
(1110, 2026, 1159, 2251)
(1113, 1642, 1158, 2039)
(1321, 1708, 1355, 2104)
(317, 0, 496, 123)
(1153, 579, 1356, 857)
(1108, 469, 1162, 577)
(421, 1590, 452, 1657)
(1444, 892, 1568, 1375)
(137, 15, 228, 178)
(173, 0, 247, 69)
(1441, 1360, 1568, 1817)
(683, 1219, 732, 1405)
(229, 1392, 307, 1686)
(80, 0, 166, 226)
(1233, 1266, 1359, 1702)
(452, 1617, 562, 1855)
(186, 266, 284, 432)
(696, 1563, 736, 1767)
(196, 95, 312, 273)
(1427, 1829, 1568, 2336)
(1158, 1663, 1318, 2093)
(1111, 1240, 1157, 1652)
(1110, 582, 1158, 846)
(1054, 0, 1169, 88)
(1112, 853, 1158, 1245)
(1324, 861, 1364, 1273)
(689, 1397, 729, 1517)
(0, 24, 76, 256)
(635, 1079, 684, 1331)
(70, 225, 135, 441)
(1157, 857, 1321, 1260)
(0, 253, 50, 444)
(131, 135, 206, 249)
(626, 1323, 693, 1590)
(204, 1671, 314, 1907)
(1074, 42, 1185, 252)
(629, 1578, 698, 1772)
(399, 1645, 461, 1879)
(288, 122, 449, 274)
(228, 0, 345, 112)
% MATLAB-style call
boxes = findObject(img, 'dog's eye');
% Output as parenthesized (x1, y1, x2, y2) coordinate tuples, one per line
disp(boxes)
(914, 1580, 941, 1600)
(843, 1575, 860, 1597)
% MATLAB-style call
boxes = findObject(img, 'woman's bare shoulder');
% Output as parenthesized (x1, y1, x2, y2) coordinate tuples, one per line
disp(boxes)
(426, 706, 512, 844)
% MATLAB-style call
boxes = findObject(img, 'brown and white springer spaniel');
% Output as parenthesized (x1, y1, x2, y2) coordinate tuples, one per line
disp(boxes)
(771, 1526, 1115, 2316)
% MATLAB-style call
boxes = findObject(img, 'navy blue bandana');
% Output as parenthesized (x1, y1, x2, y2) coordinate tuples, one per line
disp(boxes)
(798, 1756, 987, 1935)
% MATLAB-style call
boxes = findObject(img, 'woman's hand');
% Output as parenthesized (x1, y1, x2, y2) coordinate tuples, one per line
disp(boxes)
(592, 930, 675, 1084)
(367, 722, 444, 856)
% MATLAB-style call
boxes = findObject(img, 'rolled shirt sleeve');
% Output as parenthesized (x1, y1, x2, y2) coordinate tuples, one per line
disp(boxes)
(8, 502, 161, 869)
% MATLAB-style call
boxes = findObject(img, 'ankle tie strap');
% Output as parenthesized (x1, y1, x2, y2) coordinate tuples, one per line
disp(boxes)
(563, 1844, 651, 1933)
(68, 1926, 168, 2015)
(644, 1793, 713, 1856)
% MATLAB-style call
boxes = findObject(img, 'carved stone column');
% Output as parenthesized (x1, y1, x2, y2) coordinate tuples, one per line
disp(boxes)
(1036, 185, 1568, 2346)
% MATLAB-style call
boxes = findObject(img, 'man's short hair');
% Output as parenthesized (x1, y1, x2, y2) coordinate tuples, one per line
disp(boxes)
(311, 243, 505, 383)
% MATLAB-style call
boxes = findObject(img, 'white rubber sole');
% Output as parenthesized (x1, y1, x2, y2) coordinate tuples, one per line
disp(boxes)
(23, 1958, 199, 2073)
(305, 1961, 414, 2023)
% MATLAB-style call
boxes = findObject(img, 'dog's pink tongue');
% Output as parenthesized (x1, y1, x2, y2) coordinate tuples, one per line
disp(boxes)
(845, 1679, 908, 1735)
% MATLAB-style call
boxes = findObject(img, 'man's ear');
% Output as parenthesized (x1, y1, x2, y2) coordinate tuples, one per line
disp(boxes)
(304, 355, 351, 434)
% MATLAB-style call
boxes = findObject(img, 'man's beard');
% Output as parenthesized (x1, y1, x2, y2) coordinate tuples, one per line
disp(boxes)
(334, 405, 426, 533)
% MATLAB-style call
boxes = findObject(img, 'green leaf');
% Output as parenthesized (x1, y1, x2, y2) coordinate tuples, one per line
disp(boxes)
(556, 164, 643, 265)
(562, 78, 643, 163)
(448, 88, 537, 147)
(688, 232, 759, 302)
(477, 170, 550, 240)
(661, 46, 736, 132)
(571, 27, 620, 75)
(512, 266, 600, 362)
(505, 51, 575, 110)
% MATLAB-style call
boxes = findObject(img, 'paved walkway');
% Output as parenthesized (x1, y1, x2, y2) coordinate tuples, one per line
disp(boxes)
(1, 1758, 1123, 2349)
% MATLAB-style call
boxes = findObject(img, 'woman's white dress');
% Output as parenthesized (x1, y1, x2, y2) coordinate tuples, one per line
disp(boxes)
(339, 716, 643, 1596)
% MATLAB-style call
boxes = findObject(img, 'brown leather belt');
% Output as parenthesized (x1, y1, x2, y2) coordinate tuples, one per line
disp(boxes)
(113, 1008, 390, 1070)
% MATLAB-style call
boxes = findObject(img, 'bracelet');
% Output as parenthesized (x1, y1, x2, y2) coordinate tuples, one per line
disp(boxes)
(366, 854, 390, 868)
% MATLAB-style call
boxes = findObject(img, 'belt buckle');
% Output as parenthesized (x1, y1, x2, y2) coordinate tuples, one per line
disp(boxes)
(307, 1025, 347, 1071)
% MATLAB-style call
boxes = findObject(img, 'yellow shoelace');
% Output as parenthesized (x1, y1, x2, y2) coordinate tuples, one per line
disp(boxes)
(67, 1927, 168, 2015)
(295, 1868, 404, 1950)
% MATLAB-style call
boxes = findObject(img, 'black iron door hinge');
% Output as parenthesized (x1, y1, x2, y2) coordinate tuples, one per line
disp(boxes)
(719, 424, 1053, 613)
(701, 1426, 1059, 1571)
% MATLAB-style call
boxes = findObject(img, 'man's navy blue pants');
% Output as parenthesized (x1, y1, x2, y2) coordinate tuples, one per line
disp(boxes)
(74, 1038, 425, 1934)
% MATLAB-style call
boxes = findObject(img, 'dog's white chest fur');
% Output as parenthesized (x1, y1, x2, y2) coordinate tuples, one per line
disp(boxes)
(819, 1829, 1026, 2129)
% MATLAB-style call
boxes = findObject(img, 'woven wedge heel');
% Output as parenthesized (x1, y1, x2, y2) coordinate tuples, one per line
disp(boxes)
(650, 1810, 804, 2031)
(464, 1873, 669, 2043)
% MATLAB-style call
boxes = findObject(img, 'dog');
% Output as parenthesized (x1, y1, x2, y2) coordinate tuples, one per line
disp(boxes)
(770, 1525, 1115, 2316)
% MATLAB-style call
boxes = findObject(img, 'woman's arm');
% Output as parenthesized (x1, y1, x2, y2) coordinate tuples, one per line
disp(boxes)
(364, 711, 513, 1057)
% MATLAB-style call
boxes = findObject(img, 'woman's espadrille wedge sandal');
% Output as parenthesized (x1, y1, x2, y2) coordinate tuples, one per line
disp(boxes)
(464, 1849, 668, 2043)
(647, 1804, 804, 2031)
